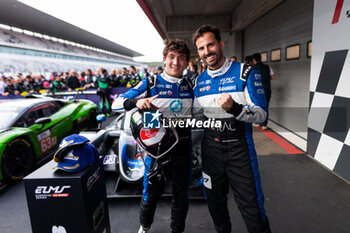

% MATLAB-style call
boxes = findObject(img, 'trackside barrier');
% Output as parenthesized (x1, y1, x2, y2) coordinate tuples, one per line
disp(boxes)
(0, 87, 130, 106)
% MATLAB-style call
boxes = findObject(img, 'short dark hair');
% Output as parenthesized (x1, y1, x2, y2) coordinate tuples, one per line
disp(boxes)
(163, 39, 190, 61)
(252, 53, 261, 62)
(129, 65, 136, 70)
(245, 55, 253, 63)
(192, 24, 221, 47)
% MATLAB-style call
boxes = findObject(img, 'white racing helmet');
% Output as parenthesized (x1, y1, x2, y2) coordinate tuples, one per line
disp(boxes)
(130, 109, 178, 159)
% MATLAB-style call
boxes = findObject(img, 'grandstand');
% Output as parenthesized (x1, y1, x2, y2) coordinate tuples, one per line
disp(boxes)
(0, 0, 144, 78)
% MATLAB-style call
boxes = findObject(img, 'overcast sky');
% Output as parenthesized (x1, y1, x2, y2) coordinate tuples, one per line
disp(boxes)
(19, 0, 165, 62)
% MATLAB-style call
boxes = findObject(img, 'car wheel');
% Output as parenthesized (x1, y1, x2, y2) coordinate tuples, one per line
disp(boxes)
(1, 138, 35, 181)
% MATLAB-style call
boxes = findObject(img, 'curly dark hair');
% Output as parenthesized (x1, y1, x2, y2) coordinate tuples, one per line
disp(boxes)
(163, 39, 190, 61)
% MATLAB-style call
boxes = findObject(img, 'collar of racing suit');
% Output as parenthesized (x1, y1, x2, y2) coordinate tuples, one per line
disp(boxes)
(161, 71, 182, 84)
(206, 58, 231, 78)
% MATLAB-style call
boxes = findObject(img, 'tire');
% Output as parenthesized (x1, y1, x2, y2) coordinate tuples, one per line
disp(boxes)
(1, 138, 36, 181)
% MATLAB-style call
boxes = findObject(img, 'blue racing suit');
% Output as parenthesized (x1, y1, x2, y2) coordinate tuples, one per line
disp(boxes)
(112, 72, 193, 233)
(193, 59, 271, 233)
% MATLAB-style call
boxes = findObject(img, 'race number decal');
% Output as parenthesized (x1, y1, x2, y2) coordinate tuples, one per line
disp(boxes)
(103, 155, 116, 165)
(37, 130, 54, 153)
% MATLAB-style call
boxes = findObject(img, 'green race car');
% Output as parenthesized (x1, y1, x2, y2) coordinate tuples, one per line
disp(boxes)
(0, 97, 98, 185)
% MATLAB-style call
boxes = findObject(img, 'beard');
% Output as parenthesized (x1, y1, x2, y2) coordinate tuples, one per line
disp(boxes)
(201, 50, 224, 69)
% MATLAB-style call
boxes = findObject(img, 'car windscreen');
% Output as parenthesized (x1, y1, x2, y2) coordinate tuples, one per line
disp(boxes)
(0, 109, 20, 130)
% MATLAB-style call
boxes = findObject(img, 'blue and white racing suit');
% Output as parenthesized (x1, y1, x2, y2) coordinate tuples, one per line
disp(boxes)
(112, 72, 193, 233)
(193, 59, 271, 233)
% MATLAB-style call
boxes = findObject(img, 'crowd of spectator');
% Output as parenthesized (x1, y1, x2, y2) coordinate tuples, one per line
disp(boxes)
(0, 62, 211, 97)
(0, 72, 46, 96)
(0, 65, 161, 96)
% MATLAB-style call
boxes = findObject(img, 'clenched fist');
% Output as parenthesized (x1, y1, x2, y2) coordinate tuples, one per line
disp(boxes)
(217, 93, 234, 112)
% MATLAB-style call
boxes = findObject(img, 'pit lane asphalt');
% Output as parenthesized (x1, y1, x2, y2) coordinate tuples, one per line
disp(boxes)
(1, 127, 350, 233)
